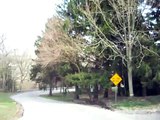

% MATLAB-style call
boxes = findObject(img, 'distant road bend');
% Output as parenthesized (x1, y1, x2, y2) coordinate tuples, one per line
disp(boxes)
(11, 90, 160, 120)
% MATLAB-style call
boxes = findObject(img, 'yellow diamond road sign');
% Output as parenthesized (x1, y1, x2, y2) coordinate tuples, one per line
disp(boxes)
(110, 73, 122, 86)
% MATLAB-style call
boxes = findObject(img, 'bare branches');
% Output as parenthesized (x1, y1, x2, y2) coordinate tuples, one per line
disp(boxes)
(14, 52, 32, 83)
(0, 35, 7, 55)
(36, 17, 84, 67)
(79, 0, 156, 64)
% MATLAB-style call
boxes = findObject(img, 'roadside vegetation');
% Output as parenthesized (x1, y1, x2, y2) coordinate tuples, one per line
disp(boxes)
(0, 92, 19, 120)
(113, 95, 160, 109)
(31, 0, 160, 110)
(42, 91, 160, 110)
(0, 35, 33, 93)
(41, 92, 74, 102)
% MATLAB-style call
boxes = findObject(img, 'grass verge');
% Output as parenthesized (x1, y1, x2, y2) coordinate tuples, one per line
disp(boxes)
(0, 92, 18, 120)
(41, 92, 160, 110)
(112, 96, 160, 110)
(41, 92, 74, 102)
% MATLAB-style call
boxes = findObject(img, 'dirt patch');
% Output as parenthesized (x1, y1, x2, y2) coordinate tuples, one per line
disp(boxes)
(73, 98, 114, 111)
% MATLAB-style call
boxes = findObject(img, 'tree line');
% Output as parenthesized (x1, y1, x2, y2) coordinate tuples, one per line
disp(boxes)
(30, 0, 160, 100)
(0, 35, 32, 92)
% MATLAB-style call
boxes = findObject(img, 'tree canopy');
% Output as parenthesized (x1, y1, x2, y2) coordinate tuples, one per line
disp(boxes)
(31, 0, 160, 99)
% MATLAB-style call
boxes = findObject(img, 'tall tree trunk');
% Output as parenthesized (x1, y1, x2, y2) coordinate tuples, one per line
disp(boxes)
(12, 80, 15, 92)
(74, 85, 79, 99)
(156, 86, 160, 95)
(20, 80, 23, 91)
(2, 73, 6, 91)
(142, 82, 147, 96)
(93, 82, 98, 101)
(87, 88, 92, 101)
(71, 62, 80, 100)
(49, 79, 53, 96)
(103, 88, 108, 98)
(142, 86, 147, 96)
(127, 43, 134, 97)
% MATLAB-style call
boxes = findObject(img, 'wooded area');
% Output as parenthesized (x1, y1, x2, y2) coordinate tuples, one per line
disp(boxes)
(0, 36, 32, 92)
(30, 0, 160, 101)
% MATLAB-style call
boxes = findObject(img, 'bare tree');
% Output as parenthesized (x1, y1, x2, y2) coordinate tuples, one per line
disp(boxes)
(36, 17, 83, 71)
(13, 51, 32, 90)
(0, 35, 32, 92)
(36, 17, 85, 97)
(0, 35, 11, 91)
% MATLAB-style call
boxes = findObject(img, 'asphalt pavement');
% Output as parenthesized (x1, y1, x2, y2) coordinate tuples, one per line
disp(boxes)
(11, 90, 160, 120)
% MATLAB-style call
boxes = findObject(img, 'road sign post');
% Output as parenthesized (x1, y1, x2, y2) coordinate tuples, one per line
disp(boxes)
(110, 73, 122, 103)
(115, 86, 118, 103)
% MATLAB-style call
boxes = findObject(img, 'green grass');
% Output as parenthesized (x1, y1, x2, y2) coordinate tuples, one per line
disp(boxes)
(113, 96, 160, 109)
(41, 92, 74, 102)
(0, 92, 17, 120)
(114, 98, 151, 108)
(146, 95, 160, 104)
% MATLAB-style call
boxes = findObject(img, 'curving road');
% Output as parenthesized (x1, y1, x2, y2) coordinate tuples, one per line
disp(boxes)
(11, 90, 160, 120)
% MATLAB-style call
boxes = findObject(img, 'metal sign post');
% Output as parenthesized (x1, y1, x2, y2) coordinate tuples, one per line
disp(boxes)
(110, 73, 122, 103)
(115, 86, 118, 103)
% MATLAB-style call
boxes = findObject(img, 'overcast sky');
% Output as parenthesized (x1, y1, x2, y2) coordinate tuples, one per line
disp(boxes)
(0, 0, 62, 55)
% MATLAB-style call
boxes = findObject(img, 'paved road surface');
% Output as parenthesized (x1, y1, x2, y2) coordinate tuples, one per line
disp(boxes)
(11, 90, 160, 120)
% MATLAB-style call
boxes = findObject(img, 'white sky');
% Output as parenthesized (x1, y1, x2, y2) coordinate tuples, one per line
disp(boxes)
(0, 0, 62, 56)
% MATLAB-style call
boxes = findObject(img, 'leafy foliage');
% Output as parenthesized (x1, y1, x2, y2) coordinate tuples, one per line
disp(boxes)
(65, 72, 95, 86)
